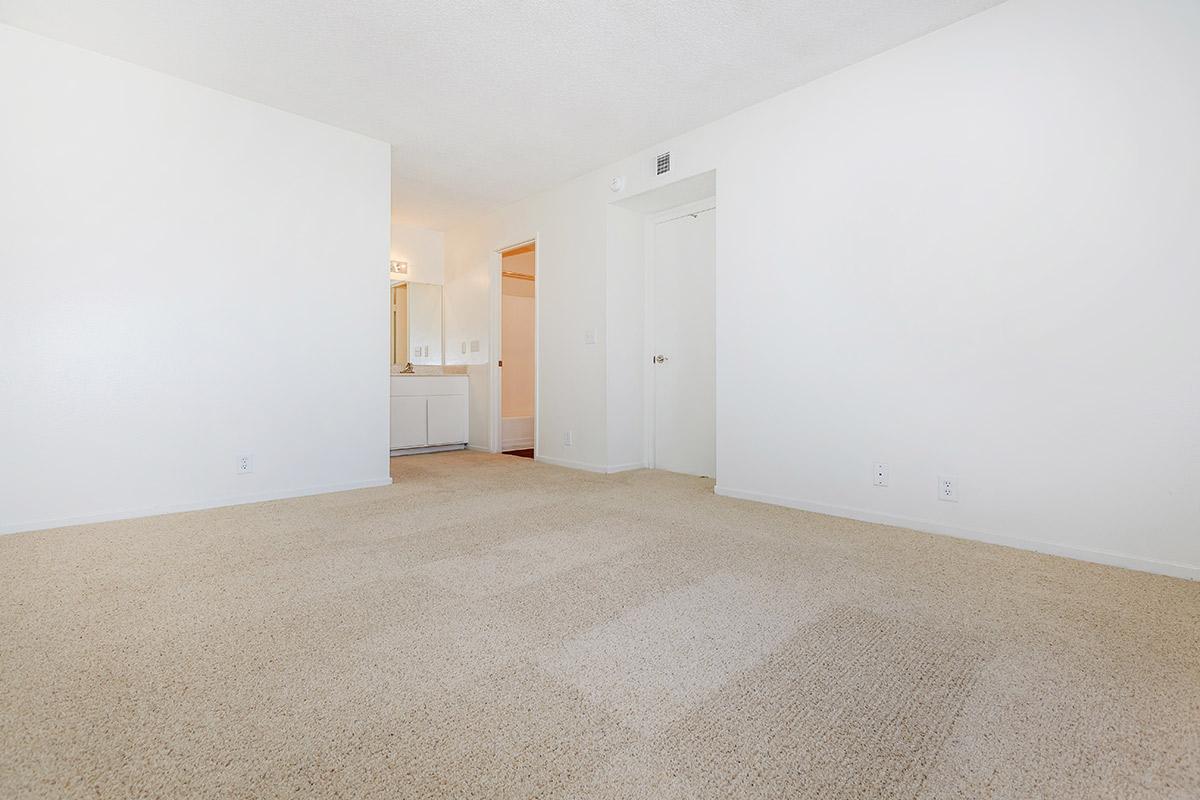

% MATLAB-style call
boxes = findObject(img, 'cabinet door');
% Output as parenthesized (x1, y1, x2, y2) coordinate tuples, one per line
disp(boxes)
(390, 396, 427, 449)
(426, 394, 467, 445)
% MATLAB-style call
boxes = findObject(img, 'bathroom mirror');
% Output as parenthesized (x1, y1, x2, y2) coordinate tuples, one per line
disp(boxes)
(391, 281, 443, 366)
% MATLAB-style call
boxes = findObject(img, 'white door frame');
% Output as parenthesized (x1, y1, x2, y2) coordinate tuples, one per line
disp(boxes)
(642, 198, 716, 470)
(490, 237, 539, 455)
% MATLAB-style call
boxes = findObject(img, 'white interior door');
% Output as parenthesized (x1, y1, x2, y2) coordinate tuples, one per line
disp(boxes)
(653, 205, 715, 477)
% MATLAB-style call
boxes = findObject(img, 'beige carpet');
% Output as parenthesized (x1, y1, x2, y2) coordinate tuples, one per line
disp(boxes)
(1, 452, 1197, 799)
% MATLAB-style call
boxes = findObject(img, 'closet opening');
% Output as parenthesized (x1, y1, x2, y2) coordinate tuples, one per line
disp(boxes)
(499, 242, 536, 459)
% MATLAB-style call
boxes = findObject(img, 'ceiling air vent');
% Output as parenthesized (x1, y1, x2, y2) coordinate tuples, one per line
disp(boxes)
(656, 151, 671, 176)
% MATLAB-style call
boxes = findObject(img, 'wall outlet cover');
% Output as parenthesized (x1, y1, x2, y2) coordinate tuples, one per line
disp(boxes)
(237, 455, 254, 475)
(938, 475, 958, 502)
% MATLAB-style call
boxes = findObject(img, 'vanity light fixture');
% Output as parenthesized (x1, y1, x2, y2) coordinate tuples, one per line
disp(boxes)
(389, 260, 409, 277)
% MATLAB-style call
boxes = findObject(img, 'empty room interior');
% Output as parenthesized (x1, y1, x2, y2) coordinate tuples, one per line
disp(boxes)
(1, 1, 1198, 798)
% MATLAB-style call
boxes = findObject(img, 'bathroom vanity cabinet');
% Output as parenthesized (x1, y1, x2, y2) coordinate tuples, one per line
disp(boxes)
(389, 375, 469, 452)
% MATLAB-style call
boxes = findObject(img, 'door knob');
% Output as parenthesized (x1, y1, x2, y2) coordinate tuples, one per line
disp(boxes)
(653, 354, 668, 364)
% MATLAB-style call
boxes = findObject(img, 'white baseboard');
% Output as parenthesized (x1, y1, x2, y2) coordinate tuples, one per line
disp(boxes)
(534, 455, 609, 473)
(0, 477, 394, 537)
(534, 455, 646, 474)
(714, 485, 1198, 581)
(390, 444, 466, 456)
(605, 462, 647, 474)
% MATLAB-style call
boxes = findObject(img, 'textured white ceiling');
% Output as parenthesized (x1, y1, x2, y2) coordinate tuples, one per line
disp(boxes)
(0, 0, 1004, 228)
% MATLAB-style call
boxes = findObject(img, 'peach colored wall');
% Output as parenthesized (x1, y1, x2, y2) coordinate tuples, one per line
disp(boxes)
(501, 250, 535, 419)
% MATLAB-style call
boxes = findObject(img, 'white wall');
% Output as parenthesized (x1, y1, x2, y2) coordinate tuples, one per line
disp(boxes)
(443, 0, 1200, 577)
(406, 282, 444, 365)
(445, 185, 611, 467)
(390, 222, 444, 285)
(0, 25, 392, 533)
(604, 205, 646, 470)
(442, 227, 493, 449)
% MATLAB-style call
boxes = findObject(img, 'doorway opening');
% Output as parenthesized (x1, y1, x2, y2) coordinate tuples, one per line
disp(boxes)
(647, 198, 716, 477)
(499, 242, 536, 459)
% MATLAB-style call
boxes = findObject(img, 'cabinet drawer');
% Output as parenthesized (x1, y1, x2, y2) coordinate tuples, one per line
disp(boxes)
(389, 396, 428, 449)
(426, 394, 467, 445)
(390, 376, 468, 396)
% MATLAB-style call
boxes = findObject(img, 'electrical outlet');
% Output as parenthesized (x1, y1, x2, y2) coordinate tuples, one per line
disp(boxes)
(563, 430, 574, 447)
(237, 455, 254, 475)
(584, 329, 597, 345)
(873, 462, 889, 487)
(470, 340, 480, 353)
(938, 475, 957, 502)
